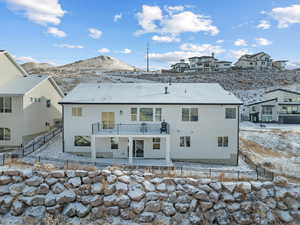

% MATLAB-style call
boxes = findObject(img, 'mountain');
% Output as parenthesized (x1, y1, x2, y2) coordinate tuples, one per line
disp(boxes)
(21, 62, 53, 73)
(58, 55, 137, 71)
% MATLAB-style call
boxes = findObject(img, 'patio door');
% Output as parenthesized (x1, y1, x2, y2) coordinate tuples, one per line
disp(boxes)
(101, 112, 115, 129)
(133, 140, 144, 158)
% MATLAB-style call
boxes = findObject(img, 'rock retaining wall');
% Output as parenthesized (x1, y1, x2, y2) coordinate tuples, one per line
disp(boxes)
(0, 168, 299, 225)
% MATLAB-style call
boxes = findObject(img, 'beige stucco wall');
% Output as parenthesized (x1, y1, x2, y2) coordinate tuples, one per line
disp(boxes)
(23, 78, 62, 137)
(63, 104, 239, 164)
(0, 53, 24, 86)
(0, 96, 24, 146)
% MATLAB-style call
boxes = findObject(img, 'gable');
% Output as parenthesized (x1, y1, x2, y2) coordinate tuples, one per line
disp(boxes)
(0, 51, 28, 87)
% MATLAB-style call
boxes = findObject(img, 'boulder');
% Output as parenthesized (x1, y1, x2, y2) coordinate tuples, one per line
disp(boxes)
(106, 175, 117, 184)
(91, 183, 103, 194)
(56, 190, 76, 204)
(274, 176, 288, 187)
(194, 189, 209, 201)
(130, 201, 145, 214)
(75, 170, 88, 177)
(11, 200, 24, 216)
(138, 212, 156, 223)
(106, 206, 120, 216)
(162, 202, 176, 216)
(103, 194, 117, 207)
(120, 208, 136, 220)
(0, 176, 12, 185)
(143, 180, 155, 192)
(156, 183, 167, 192)
(0, 185, 10, 196)
(9, 183, 25, 197)
(209, 182, 222, 192)
(36, 183, 49, 195)
(45, 192, 56, 207)
(68, 177, 81, 188)
(145, 192, 160, 201)
(175, 203, 189, 213)
(25, 206, 46, 219)
(115, 182, 128, 194)
(128, 189, 145, 201)
(51, 183, 65, 194)
(118, 175, 130, 184)
(31, 195, 45, 206)
(116, 195, 131, 208)
(145, 200, 161, 212)
(22, 186, 37, 197)
(45, 177, 58, 186)
(50, 170, 65, 178)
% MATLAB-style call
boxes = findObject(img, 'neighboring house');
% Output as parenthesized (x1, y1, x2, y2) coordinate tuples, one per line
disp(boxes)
(272, 60, 288, 71)
(59, 83, 242, 165)
(246, 89, 300, 124)
(235, 52, 288, 71)
(171, 59, 190, 73)
(0, 50, 64, 147)
(235, 52, 272, 70)
(171, 54, 232, 73)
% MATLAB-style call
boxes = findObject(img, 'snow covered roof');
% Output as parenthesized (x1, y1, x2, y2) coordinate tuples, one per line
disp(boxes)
(0, 75, 50, 96)
(60, 83, 242, 105)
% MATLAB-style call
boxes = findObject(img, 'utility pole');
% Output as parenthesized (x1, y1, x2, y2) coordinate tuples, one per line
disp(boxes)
(146, 42, 149, 72)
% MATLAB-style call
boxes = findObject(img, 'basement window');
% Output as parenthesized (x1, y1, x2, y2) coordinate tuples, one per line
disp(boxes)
(111, 137, 119, 150)
(218, 136, 228, 147)
(180, 136, 191, 147)
(153, 138, 161, 150)
(0, 128, 11, 141)
(74, 136, 90, 147)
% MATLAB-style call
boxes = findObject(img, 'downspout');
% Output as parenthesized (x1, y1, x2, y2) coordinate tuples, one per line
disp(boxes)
(236, 105, 240, 166)
(62, 104, 65, 153)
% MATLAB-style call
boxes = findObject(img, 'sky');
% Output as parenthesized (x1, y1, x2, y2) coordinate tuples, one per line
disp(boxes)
(0, 0, 300, 69)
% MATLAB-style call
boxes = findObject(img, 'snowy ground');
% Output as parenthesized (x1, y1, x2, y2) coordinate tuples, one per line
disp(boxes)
(22, 134, 253, 175)
(240, 122, 300, 179)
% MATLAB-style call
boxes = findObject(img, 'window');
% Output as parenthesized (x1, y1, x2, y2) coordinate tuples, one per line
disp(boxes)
(225, 108, 236, 119)
(131, 108, 137, 121)
(0, 128, 11, 141)
(111, 137, 119, 150)
(182, 108, 198, 121)
(180, 136, 191, 147)
(72, 107, 82, 117)
(74, 136, 90, 146)
(155, 108, 162, 122)
(153, 138, 160, 150)
(46, 100, 51, 108)
(0, 97, 12, 113)
(218, 136, 228, 147)
(140, 108, 153, 121)
(252, 106, 257, 112)
(262, 106, 272, 115)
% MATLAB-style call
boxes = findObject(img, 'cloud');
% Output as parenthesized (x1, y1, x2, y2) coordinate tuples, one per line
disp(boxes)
(14, 56, 38, 63)
(216, 39, 224, 43)
(88, 28, 102, 39)
(97, 48, 110, 53)
(149, 43, 225, 64)
(234, 39, 247, 47)
(166, 5, 185, 14)
(256, 20, 271, 30)
(270, 4, 300, 28)
(230, 49, 252, 59)
(114, 13, 122, 22)
(47, 27, 66, 37)
(120, 48, 132, 54)
(4, 0, 65, 25)
(180, 43, 225, 54)
(152, 35, 180, 43)
(54, 44, 83, 49)
(135, 5, 219, 36)
(136, 5, 163, 34)
(255, 37, 272, 46)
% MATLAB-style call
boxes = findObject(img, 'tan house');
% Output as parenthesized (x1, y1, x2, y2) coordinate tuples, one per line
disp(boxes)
(0, 50, 64, 147)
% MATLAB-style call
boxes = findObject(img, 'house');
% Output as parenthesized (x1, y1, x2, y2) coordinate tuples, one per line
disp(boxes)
(235, 52, 272, 70)
(171, 54, 232, 73)
(0, 50, 64, 147)
(59, 83, 242, 165)
(171, 59, 190, 73)
(272, 60, 288, 71)
(246, 89, 300, 124)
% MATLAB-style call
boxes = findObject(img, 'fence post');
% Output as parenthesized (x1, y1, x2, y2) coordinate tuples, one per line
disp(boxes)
(2, 154, 5, 166)
(209, 168, 212, 178)
(22, 147, 24, 157)
(237, 171, 240, 180)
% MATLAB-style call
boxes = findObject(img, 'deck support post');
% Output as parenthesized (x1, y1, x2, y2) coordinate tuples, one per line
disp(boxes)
(165, 135, 171, 165)
(91, 135, 96, 161)
(128, 137, 133, 165)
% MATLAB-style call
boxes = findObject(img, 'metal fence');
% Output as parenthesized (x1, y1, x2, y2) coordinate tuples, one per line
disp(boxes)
(0, 127, 62, 165)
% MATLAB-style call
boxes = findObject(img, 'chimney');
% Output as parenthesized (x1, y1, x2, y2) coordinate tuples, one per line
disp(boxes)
(164, 86, 168, 94)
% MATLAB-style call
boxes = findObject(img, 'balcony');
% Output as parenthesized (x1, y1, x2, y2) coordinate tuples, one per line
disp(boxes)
(91, 122, 170, 135)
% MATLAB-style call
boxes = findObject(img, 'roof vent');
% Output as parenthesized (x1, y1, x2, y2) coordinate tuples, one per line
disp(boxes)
(164, 86, 168, 94)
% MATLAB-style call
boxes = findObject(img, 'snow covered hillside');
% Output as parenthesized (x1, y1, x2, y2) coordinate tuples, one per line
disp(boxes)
(240, 122, 300, 179)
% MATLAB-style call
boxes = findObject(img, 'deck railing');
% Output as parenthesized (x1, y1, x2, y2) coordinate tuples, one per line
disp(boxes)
(91, 122, 170, 135)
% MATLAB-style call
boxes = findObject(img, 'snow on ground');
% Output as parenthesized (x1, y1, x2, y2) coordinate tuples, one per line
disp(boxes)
(23, 134, 253, 173)
(240, 122, 300, 178)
